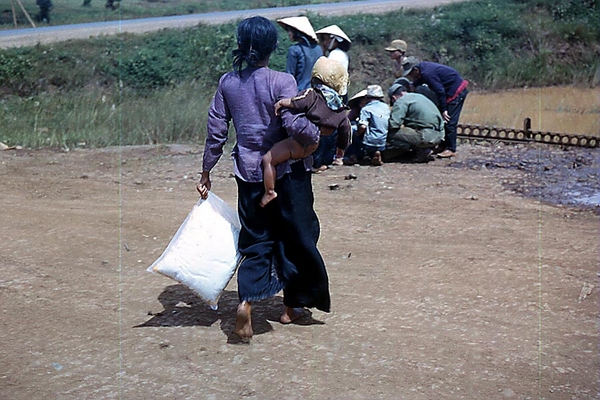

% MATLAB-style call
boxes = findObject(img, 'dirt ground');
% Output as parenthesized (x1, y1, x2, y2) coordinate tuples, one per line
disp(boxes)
(0, 142, 598, 400)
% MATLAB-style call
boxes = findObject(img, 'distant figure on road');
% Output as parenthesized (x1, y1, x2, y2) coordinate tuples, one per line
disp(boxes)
(277, 16, 323, 91)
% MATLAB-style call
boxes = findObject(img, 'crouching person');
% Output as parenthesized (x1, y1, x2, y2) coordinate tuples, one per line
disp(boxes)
(383, 81, 445, 163)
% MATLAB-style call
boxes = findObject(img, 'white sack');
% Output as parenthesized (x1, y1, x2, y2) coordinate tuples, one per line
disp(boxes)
(147, 192, 241, 310)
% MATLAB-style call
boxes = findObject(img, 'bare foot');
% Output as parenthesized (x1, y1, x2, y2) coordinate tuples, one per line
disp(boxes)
(311, 165, 328, 174)
(234, 301, 253, 339)
(371, 151, 383, 166)
(259, 190, 277, 207)
(280, 307, 307, 324)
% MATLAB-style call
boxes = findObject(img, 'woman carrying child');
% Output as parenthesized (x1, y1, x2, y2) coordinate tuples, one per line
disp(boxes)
(197, 16, 331, 340)
(261, 56, 351, 207)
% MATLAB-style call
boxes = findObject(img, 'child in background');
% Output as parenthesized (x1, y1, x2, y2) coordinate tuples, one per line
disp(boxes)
(342, 85, 390, 166)
(261, 57, 351, 207)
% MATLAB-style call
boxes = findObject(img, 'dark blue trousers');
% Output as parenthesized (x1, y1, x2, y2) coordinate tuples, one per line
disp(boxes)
(235, 162, 330, 312)
(444, 89, 468, 152)
(312, 130, 337, 168)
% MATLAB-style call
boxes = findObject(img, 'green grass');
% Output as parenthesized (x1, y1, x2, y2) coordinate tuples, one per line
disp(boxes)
(0, 82, 212, 148)
(0, 0, 598, 149)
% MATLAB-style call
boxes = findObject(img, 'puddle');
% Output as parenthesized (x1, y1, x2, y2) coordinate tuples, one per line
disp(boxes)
(573, 192, 600, 207)
(463, 86, 599, 136)
(450, 143, 599, 213)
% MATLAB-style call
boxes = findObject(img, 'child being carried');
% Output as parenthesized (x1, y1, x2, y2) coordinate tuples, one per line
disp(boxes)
(261, 56, 351, 207)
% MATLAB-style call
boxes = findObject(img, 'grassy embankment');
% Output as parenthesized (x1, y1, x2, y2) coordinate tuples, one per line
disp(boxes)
(0, 0, 598, 149)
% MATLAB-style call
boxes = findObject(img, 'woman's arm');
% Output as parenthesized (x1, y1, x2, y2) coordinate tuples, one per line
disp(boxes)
(203, 78, 231, 173)
(199, 77, 231, 197)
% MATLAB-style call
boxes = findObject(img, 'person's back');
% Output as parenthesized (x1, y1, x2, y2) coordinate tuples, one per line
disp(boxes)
(360, 98, 390, 148)
(356, 92, 390, 166)
(415, 61, 464, 107)
(201, 16, 330, 341)
(211, 67, 301, 181)
(294, 86, 350, 137)
(391, 92, 443, 132)
(287, 40, 323, 91)
(277, 16, 323, 91)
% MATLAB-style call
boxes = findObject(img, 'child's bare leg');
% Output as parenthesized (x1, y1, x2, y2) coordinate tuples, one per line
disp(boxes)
(261, 138, 314, 207)
(261, 150, 278, 207)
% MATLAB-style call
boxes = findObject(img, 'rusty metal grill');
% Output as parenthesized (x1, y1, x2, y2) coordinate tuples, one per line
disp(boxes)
(457, 120, 598, 148)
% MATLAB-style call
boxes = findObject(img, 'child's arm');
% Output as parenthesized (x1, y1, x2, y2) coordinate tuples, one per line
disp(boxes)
(274, 98, 293, 116)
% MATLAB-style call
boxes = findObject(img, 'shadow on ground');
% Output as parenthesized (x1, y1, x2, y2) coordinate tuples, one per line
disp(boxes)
(135, 284, 324, 344)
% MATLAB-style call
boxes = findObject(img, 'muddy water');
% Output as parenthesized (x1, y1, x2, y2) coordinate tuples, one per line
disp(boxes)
(450, 144, 599, 212)
(462, 86, 599, 136)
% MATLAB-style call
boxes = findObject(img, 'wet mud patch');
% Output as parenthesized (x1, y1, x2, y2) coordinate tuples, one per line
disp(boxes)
(450, 141, 599, 213)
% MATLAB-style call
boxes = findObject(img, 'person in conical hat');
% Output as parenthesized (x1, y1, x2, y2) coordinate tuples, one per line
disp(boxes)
(315, 25, 352, 48)
(260, 56, 351, 206)
(277, 16, 317, 42)
(315, 25, 351, 79)
(342, 84, 390, 166)
(312, 24, 351, 170)
(277, 16, 323, 91)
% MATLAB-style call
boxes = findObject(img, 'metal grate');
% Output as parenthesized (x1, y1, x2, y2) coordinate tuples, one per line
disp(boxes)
(457, 119, 598, 148)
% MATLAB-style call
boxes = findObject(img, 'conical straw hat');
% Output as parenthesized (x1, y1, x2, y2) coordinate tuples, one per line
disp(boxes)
(347, 89, 368, 108)
(349, 89, 368, 103)
(315, 25, 351, 43)
(277, 16, 318, 42)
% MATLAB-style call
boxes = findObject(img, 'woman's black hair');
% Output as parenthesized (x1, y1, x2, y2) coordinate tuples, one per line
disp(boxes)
(232, 16, 278, 72)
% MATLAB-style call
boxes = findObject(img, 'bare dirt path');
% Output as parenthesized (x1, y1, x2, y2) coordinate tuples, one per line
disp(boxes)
(0, 0, 466, 48)
(0, 143, 597, 399)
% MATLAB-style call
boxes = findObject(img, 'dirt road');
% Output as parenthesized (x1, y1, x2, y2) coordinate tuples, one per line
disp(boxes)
(0, 143, 597, 399)
(0, 0, 467, 48)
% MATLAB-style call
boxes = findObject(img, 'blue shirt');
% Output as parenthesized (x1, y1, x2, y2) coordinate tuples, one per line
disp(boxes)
(414, 61, 465, 112)
(359, 100, 390, 148)
(285, 39, 323, 91)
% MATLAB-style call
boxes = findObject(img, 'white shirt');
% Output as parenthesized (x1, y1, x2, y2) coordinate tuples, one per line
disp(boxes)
(327, 48, 349, 71)
(327, 48, 349, 95)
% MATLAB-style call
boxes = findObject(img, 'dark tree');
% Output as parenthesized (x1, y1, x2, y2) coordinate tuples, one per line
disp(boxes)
(36, 0, 53, 23)
(82, 0, 92, 6)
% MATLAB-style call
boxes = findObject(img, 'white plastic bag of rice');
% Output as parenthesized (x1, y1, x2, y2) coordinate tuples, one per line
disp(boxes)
(147, 192, 241, 310)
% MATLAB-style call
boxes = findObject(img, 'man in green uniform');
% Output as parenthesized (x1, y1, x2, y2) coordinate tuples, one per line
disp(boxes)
(384, 81, 445, 163)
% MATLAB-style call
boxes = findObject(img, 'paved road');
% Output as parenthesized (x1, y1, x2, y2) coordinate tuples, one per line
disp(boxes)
(0, 0, 466, 48)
